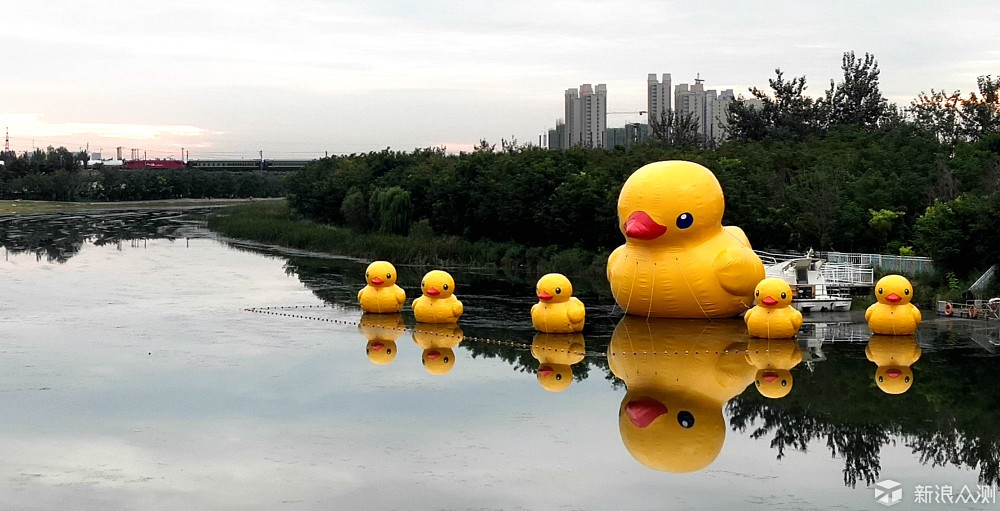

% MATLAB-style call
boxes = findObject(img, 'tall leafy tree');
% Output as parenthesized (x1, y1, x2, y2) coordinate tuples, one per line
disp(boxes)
(824, 51, 888, 130)
(960, 75, 1000, 142)
(724, 69, 822, 142)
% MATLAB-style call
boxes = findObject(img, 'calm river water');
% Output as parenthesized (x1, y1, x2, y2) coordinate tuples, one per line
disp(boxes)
(1, 210, 998, 510)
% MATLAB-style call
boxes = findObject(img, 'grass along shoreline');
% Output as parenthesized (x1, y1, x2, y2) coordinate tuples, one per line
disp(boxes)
(0, 197, 282, 216)
(205, 200, 610, 277)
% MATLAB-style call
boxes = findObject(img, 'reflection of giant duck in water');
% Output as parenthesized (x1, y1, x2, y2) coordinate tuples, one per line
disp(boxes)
(866, 334, 921, 394)
(530, 332, 586, 392)
(412, 323, 464, 375)
(746, 337, 803, 399)
(606, 161, 765, 318)
(607, 317, 755, 472)
(358, 313, 406, 365)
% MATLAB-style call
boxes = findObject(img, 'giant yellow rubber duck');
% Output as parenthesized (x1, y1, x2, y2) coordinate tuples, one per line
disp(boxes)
(607, 317, 755, 473)
(607, 161, 765, 318)
(744, 277, 803, 338)
(745, 337, 803, 399)
(865, 274, 922, 335)
(358, 260, 407, 313)
(412, 270, 463, 323)
(530, 332, 586, 392)
(412, 322, 464, 375)
(866, 334, 921, 394)
(358, 313, 405, 365)
(531, 273, 586, 333)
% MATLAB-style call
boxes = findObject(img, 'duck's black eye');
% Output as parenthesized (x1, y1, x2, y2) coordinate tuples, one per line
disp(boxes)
(555, 287, 562, 294)
(781, 292, 787, 300)
(443, 284, 449, 291)
(755, 290, 760, 297)
(421, 280, 425, 288)
(556, 374, 562, 380)
(421, 357, 425, 365)
(905, 376, 910, 383)
(878, 376, 884, 382)
(366, 272, 370, 278)
(386, 273, 392, 280)
(878, 287, 883, 294)
(386, 348, 392, 354)
(443, 357, 449, 363)
(677, 411, 695, 428)
(676, 212, 694, 229)
(781, 379, 788, 387)
(904, 289, 910, 295)
(755, 380, 761, 386)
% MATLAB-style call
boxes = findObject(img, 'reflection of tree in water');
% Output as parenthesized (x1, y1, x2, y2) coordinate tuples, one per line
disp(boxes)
(728, 342, 1000, 488)
(0, 210, 205, 263)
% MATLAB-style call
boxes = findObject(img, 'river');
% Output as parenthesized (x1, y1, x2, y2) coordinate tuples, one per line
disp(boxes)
(1, 210, 997, 510)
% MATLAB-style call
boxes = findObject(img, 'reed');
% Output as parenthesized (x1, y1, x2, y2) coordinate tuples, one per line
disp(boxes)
(205, 200, 609, 276)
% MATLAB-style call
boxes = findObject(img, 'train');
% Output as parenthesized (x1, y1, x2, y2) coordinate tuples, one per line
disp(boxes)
(112, 159, 313, 172)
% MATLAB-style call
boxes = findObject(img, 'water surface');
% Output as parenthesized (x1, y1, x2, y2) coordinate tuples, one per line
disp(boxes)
(1, 211, 998, 510)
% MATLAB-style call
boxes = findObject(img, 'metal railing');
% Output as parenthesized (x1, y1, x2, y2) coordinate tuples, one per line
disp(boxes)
(823, 251, 936, 275)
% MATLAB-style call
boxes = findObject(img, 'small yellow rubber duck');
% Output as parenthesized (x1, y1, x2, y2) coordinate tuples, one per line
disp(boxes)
(412, 323, 464, 375)
(865, 274, 922, 335)
(357, 260, 407, 313)
(744, 278, 803, 338)
(358, 313, 405, 365)
(530, 273, 585, 333)
(866, 334, 921, 394)
(412, 270, 463, 323)
(530, 332, 586, 392)
(746, 337, 803, 399)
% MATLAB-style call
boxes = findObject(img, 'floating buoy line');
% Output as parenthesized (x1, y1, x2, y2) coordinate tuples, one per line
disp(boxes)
(244, 305, 790, 359)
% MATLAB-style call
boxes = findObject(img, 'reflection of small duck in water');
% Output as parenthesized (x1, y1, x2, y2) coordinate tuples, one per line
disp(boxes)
(746, 337, 803, 399)
(865, 274, 922, 335)
(412, 323, 464, 375)
(866, 334, 921, 394)
(358, 313, 405, 365)
(744, 278, 803, 338)
(531, 273, 585, 333)
(412, 270, 463, 323)
(530, 332, 586, 392)
(607, 317, 754, 473)
(358, 260, 407, 313)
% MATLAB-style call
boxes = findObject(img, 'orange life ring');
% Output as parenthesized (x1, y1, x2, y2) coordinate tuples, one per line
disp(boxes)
(944, 302, 954, 316)
(970, 305, 979, 319)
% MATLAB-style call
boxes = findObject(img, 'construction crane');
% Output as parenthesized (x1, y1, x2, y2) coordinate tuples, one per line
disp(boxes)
(607, 110, 647, 115)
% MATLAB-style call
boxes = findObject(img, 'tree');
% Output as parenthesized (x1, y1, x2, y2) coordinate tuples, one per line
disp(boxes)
(961, 75, 1000, 142)
(368, 186, 413, 235)
(824, 51, 888, 130)
(649, 109, 704, 147)
(909, 89, 963, 145)
(724, 69, 822, 142)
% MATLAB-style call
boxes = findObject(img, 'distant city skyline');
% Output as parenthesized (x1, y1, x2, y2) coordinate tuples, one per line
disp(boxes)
(2, 0, 998, 159)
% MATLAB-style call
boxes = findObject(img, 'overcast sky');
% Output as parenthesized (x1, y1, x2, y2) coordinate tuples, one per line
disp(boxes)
(3, 0, 998, 159)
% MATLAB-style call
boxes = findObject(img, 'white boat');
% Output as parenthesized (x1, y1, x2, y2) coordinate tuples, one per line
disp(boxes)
(764, 257, 857, 313)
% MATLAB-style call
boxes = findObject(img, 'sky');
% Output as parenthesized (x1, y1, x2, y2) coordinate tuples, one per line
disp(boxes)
(2, 0, 999, 160)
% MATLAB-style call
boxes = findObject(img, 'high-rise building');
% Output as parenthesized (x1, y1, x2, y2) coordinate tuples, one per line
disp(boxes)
(673, 77, 738, 145)
(563, 83, 607, 148)
(647, 73, 672, 128)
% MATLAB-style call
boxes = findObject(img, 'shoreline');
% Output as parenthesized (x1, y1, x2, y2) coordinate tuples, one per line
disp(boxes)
(0, 197, 284, 216)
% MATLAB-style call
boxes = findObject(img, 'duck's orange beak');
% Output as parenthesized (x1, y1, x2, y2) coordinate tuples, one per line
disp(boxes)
(426, 287, 440, 296)
(370, 277, 384, 285)
(538, 291, 552, 301)
(625, 398, 668, 428)
(761, 296, 778, 306)
(426, 350, 441, 360)
(538, 366, 554, 377)
(624, 211, 667, 240)
(886, 293, 901, 303)
(762, 371, 778, 382)
(887, 368, 902, 379)
(370, 342, 384, 351)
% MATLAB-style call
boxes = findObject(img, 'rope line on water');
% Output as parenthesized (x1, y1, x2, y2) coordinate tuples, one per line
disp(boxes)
(243, 305, 788, 359)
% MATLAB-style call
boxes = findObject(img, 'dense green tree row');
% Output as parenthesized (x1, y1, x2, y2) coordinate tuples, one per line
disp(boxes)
(0, 147, 286, 201)
(286, 128, 999, 279)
